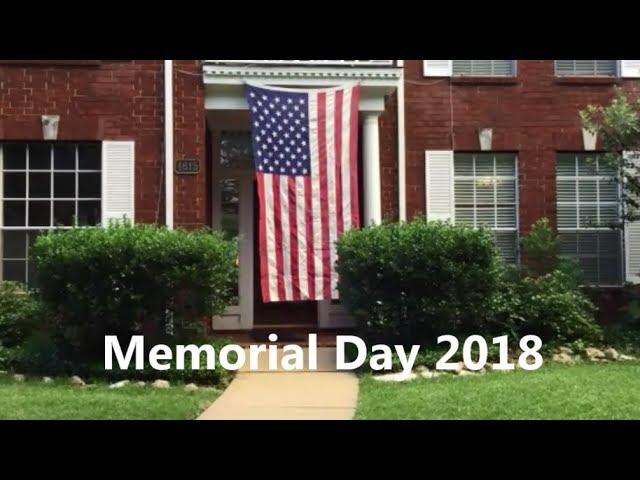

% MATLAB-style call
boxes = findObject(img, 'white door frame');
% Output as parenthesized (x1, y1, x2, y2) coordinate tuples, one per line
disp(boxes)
(211, 130, 255, 331)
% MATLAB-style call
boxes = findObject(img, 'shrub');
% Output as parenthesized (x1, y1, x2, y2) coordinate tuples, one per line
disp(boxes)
(336, 218, 504, 345)
(0, 282, 47, 349)
(498, 269, 602, 345)
(30, 223, 237, 364)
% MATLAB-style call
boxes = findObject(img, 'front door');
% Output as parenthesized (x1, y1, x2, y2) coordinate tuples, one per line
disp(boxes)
(252, 178, 318, 327)
(211, 131, 255, 330)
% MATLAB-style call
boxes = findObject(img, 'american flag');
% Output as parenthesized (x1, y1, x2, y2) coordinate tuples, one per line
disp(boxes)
(245, 82, 361, 303)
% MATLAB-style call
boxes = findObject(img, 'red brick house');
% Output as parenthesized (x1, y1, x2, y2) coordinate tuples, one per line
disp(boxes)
(1, 59, 639, 331)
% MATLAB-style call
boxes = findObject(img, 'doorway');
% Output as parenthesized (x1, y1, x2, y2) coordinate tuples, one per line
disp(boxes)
(252, 177, 318, 327)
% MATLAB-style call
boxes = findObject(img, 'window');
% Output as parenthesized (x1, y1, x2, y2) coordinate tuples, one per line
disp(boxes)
(454, 153, 519, 262)
(555, 60, 618, 77)
(556, 153, 623, 286)
(452, 60, 515, 76)
(0, 142, 102, 285)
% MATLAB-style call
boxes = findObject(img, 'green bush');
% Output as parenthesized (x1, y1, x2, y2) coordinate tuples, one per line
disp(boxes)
(336, 218, 504, 345)
(0, 282, 47, 349)
(494, 269, 601, 345)
(30, 223, 237, 364)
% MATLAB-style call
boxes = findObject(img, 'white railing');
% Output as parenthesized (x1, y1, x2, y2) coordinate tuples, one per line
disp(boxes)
(204, 60, 395, 67)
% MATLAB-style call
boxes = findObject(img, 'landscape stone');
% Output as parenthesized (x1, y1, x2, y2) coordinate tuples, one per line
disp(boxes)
(373, 372, 417, 383)
(152, 379, 170, 389)
(109, 380, 130, 389)
(552, 352, 575, 364)
(13, 374, 26, 382)
(604, 348, 620, 360)
(70, 376, 86, 386)
(584, 347, 605, 360)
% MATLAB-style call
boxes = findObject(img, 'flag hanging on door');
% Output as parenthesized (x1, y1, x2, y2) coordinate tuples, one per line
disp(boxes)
(245, 82, 361, 303)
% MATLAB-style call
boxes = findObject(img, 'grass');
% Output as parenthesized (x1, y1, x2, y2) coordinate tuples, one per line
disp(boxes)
(356, 362, 640, 420)
(0, 376, 221, 420)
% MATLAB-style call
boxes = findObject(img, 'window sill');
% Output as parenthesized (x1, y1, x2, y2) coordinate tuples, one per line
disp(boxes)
(555, 76, 620, 85)
(451, 76, 519, 85)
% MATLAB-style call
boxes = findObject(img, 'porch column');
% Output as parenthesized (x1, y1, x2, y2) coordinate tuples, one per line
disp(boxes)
(362, 113, 382, 226)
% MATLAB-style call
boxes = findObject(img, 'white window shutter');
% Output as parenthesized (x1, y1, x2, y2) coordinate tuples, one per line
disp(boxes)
(423, 60, 452, 77)
(624, 151, 640, 283)
(425, 150, 454, 221)
(101, 141, 135, 226)
(620, 60, 640, 78)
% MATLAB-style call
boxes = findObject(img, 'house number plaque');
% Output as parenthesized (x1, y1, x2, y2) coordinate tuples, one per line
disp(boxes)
(175, 159, 200, 175)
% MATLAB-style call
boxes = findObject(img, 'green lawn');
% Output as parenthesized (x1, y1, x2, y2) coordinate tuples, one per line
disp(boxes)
(0, 377, 221, 420)
(356, 362, 640, 420)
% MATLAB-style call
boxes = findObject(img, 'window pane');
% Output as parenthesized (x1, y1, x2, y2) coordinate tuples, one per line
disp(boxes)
(54, 144, 76, 170)
(4, 201, 26, 226)
(476, 179, 494, 203)
(579, 205, 598, 227)
(556, 60, 617, 76)
(475, 155, 494, 175)
(454, 179, 474, 204)
(3, 231, 26, 259)
(54, 172, 75, 198)
(453, 60, 514, 76)
(220, 132, 252, 169)
(476, 207, 495, 227)
(3, 143, 26, 169)
(78, 172, 101, 198)
(455, 207, 474, 225)
(3, 172, 26, 198)
(77, 201, 101, 226)
(579, 257, 599, 284)
(495, 154, 516, 175)
(78, 144, 101, 170)
(454, 154, 474, 176)
(54, 201, 75, 226)
(557, 205, 577, 229)
(29, 172, 51, 198)
(578, 180, 597, 202)
(3, 260, 26, 283)
(220, 179, 239, 238)
(496, 179, 516, 203)
(578, 156, 598, 176)
(599, 179, 619, 203)
(600, 205, 620, 226)
(28, 143, 51, 170)
(557, 179, 576, 202)
(494, 232, 518, 263)
(28, 201, 50, 226)
(497, 207, 516, 228)
(558, 233, 578, 256)
(556, 154, 576, 176)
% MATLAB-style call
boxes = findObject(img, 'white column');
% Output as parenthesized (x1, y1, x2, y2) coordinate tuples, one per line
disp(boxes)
(363, 113, 382, 225)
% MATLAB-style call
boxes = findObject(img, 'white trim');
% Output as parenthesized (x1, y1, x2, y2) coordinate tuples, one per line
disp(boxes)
(101, 140, 135, 225)
(624, 151, 640, 283)
(164, 60, 174, 230)
(621, 60, 640, 78)
(423, 60, 452, 77)
(397, 62, 407, 221)
(425, 150, 454, 221)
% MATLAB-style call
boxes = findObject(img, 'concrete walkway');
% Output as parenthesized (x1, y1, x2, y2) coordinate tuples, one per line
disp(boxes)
(198, 348, 358, 420)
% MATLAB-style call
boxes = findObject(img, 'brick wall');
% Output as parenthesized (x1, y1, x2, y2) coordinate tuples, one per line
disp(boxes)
(0, 60, 167, 223)
(403, 59, 640, 234)
(0, 60, 207, 228)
